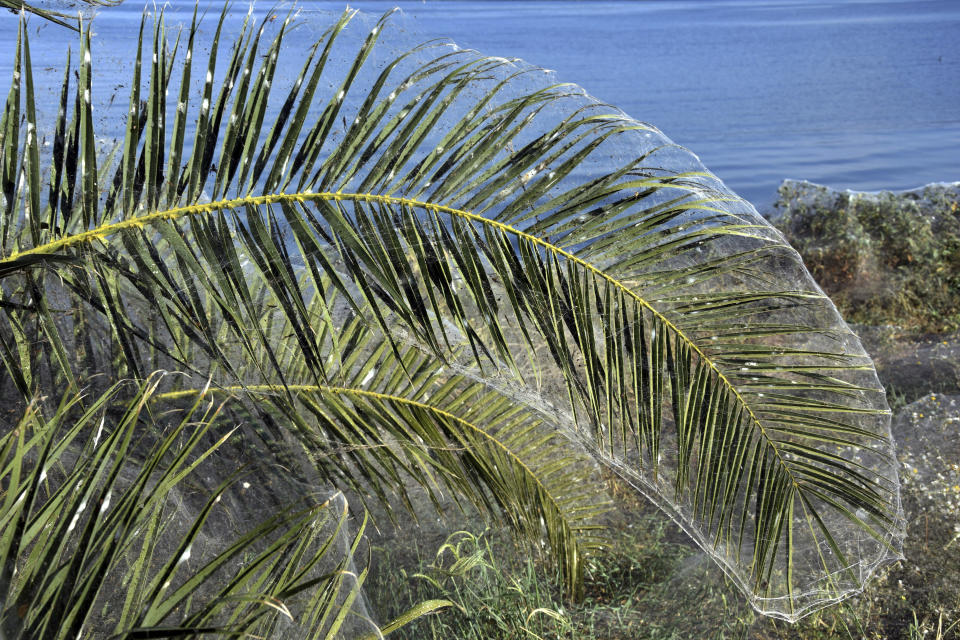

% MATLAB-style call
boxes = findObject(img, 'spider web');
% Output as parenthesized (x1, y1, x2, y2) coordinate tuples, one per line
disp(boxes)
(0, 1, 905, 631)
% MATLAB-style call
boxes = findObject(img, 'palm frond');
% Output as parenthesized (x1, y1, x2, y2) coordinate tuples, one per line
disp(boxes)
(0, 376, 440, 638)
(150, 302, 611, 599)
(0, 5, 903, 620)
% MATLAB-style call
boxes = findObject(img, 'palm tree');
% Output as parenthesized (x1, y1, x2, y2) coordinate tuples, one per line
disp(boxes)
(0, 3, 904, 635)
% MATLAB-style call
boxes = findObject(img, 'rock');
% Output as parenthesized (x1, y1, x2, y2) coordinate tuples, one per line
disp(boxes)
(854, 325, 960, 405)
(893, 393, 960, 522)
(878, 394, 960, 635)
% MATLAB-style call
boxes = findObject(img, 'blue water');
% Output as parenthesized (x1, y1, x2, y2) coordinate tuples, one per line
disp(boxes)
(340, 0, 960, 209)
(2, 0, 959, 210)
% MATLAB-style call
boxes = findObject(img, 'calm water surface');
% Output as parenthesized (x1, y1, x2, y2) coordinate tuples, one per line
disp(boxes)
(2, 0, 958, 210)
(346, 0, 960, 209)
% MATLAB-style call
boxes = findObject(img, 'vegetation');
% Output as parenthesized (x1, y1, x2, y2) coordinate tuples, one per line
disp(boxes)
(0, 2, 904, 637)
(0, 0, 119, 30)
(369, 468, 960, 639)
(775, 181, 960, 333)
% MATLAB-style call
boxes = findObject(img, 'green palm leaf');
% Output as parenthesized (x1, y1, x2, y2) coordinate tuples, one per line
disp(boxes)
(0, 376, 442, 638)
(150, 299, 611, 600)
(0, 4, 903, 621)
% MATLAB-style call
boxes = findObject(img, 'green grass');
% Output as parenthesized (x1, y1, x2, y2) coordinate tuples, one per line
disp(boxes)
(366, 474, 960, 639)
(366, 513, 759, 639)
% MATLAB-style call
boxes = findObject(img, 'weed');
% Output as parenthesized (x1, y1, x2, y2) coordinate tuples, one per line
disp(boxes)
(776, 182, 960, 333)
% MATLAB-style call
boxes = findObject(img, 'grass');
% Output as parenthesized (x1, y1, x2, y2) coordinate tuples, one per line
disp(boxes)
(365, 468, 960, 639)
(366, 517, 723, 639)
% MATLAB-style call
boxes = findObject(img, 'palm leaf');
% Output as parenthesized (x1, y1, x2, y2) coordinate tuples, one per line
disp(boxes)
(0, 376, 440, 638)
(0, 5, 903, 620)
(150, 296, 611, 600)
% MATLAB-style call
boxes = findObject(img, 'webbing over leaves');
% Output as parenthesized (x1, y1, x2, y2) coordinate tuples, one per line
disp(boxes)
(0, 5, 903, 621)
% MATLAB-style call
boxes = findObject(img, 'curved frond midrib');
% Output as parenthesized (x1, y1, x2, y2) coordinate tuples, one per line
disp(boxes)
(154, 381, 594, 538)
(8, 190, 809, 491)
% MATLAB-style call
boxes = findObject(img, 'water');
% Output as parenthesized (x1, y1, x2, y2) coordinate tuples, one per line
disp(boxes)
(2, 0, 958, 210)
(342, 0, 960, 210)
